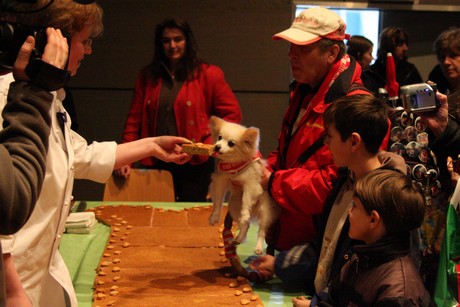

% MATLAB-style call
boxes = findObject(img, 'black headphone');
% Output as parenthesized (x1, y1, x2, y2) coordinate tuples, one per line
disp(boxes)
(11, 0, 94, 3)
(1, 0, 95, 14)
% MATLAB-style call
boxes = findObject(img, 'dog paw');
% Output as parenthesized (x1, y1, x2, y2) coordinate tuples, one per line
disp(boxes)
(254, 247, 264, 255)
(208, 214, 220, 225)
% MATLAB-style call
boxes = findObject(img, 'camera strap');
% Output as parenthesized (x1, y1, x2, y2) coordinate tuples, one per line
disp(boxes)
(295, 58, 370, 166)
(296, 135, 326, 165)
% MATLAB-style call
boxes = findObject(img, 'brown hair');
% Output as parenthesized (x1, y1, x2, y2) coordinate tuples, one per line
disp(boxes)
(14, 0, 103, 37)
(323, 95, 388, 154)
(346, 35, 373, 63)
(434, 27, 460, 62)
(377, 26, 409, 60)
(354, 169, 426, 236)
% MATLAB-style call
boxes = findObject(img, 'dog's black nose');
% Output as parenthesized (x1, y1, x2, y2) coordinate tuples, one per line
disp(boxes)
(214, 145, 220, 152)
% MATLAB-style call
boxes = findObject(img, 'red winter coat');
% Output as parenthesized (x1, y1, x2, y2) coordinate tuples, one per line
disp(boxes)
(266, 56, 370, 251)
(121, 64, 242, 166)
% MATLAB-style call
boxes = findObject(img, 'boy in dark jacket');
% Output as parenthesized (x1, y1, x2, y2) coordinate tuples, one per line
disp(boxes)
(296, 169, 432, 306)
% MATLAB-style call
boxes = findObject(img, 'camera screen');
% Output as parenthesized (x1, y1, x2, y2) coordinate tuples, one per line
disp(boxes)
(411, 91, 436, 110)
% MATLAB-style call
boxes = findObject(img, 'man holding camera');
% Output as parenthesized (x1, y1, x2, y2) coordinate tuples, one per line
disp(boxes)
(1, 1, 192, 306)
(421, 92, 460, 187)
(419, 90, 460, 293)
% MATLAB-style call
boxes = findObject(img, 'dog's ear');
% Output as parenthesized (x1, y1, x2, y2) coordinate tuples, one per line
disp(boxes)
(209, 116, 224, 129)
(244, 127, 260, 147)
(209, 116, 222, 132)
(209, 116, 217, 129)
(209, 116, 225, 142)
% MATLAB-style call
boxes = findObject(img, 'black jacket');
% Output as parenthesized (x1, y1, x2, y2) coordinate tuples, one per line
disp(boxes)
(325, 235, 435, 307)
(362, 58, 423, 95)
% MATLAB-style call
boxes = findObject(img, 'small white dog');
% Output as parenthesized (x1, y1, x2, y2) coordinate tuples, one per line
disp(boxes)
(208, 116, 280, 255)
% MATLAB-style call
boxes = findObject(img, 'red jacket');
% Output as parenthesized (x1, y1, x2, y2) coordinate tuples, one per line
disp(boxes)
(122, 64, 242, 165)
(266, 56, 370, 251)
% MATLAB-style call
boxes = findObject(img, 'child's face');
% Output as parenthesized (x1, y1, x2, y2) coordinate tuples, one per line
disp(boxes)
(348, 197, 372, 242)
(324, 123, 351, 167)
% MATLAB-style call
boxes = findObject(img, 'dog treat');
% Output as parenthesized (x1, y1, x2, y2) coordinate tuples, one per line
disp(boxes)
(242, 286, 252, 293)
(181, 143, 214, 156)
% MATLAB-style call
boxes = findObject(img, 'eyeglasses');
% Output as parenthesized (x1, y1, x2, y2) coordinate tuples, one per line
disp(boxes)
(82, 38, 93, 49)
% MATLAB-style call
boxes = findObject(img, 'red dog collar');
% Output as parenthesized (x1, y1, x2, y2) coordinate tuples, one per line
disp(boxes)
(218, 158, 261, 175)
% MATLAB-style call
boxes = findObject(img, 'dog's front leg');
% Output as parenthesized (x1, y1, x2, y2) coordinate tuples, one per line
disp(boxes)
(234, 187, 255, 244)
(254, 228, 266, 255)
(209, 174, 228, 225)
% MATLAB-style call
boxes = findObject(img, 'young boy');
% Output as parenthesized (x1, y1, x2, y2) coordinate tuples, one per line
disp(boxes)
(249, 95, 406, 291)
(297, 169, 432, 306)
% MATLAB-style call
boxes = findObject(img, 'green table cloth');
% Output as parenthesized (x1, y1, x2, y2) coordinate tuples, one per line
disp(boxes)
(60, 201, 304, 306)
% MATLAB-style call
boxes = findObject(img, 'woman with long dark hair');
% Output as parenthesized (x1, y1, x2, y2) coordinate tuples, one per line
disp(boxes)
(116, 17, 242, 202)
(362, 26, 423, 94)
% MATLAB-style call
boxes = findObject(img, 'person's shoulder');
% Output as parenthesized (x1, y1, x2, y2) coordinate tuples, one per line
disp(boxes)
(362, 65, 380, 79)
(400, 60, 418, 69)
(362, 65, 385, 90)
(367, 62, 384, 75)
(135, 67, 155, 87)
(398, 60, 422, 77)
(200, 64, 227, 83)
(202, 63, 224, 75)
(0, 72, 15, 95)
(380, 255, 426, 288)
(377, 151, 407, 174)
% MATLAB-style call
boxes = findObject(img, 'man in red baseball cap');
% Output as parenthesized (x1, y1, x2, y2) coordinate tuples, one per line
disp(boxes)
(251, 6, 372, 289)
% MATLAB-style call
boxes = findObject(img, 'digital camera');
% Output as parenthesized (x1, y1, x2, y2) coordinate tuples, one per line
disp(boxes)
(0, 22, 64, 69)
(400, 83, 438, 113)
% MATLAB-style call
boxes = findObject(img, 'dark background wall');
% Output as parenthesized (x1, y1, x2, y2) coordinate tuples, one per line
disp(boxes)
(70, 0, 460, 201)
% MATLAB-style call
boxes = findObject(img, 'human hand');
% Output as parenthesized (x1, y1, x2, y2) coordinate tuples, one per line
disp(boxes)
(13, 28, 69, 81)
(292, 296, 311, 307)
(249, 254, 275, 273)
(419, 92, 448, 138)
(41, 28, 69, 69)
(260, 167, 272, 190)
(4, 253, 32, 307)
(114, 165, 131, 178)
(447, 156, 459, 185)
(152, 136, 192, 164)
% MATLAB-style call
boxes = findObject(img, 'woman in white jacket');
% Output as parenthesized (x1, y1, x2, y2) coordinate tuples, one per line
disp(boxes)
(0, 1, 191, 306)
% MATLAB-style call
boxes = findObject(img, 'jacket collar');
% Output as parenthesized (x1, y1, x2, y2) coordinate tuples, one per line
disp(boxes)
(290, 55, 359, 116)
(352, 234, 410, 272)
